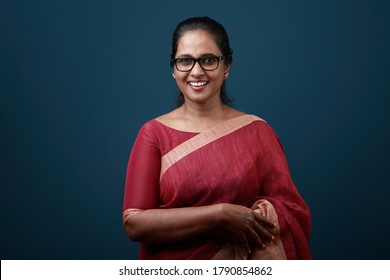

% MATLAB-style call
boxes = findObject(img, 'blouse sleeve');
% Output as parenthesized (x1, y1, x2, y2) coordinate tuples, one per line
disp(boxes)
(257, 123, 312, 259)
(123, 123, 161, 210)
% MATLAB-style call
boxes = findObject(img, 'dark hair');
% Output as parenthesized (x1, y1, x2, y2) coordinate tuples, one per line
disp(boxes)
(170, 16, 234, 107)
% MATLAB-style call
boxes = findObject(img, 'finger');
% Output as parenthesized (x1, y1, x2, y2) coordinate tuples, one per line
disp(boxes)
(254, 212, 277, 228)
(247, 227, 265, 249)
(237, 233, 251, 254)
(253, 222, 274, 242)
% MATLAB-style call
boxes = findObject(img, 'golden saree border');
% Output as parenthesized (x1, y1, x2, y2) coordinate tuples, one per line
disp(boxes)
(160, 114, 265, 180)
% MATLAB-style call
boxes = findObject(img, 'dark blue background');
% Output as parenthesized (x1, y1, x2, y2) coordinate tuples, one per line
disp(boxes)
(1, 0, 389, 259)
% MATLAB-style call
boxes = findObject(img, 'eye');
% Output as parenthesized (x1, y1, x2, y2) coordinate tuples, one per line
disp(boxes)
(201, 57, 218, 65)
(176, 58, 194, 65)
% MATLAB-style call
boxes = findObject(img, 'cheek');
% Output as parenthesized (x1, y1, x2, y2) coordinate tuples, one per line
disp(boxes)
(174, 69, 187, 79)
(212, 71, 225, 84)
(174, 74, 189, 91)
(175, 74, 188, 85)
(216, 67, 226, 78)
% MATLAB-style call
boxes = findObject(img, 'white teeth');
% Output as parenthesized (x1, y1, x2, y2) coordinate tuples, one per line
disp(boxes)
(189, 82, 207, 87)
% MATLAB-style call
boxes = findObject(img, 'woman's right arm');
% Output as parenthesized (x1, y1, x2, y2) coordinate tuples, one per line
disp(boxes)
(124, 204, 223, 244)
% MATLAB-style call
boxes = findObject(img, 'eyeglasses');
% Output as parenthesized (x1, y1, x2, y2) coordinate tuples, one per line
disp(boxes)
(172, 56, 224, 72)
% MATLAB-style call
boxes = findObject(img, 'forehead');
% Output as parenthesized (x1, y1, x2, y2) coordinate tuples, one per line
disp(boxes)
(176, 30, 221, 56)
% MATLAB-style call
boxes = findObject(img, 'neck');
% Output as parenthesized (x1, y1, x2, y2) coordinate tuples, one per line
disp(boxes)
(181, 99, 227, 120)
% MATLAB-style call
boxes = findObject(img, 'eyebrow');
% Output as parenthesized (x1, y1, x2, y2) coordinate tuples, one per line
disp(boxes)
(175, 53, 220, 58)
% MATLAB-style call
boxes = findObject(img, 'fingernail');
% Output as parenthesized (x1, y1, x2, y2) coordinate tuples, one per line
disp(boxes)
(272, 235, 275, 240)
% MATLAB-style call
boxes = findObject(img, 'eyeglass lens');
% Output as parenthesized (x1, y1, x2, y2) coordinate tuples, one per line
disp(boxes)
(175, 57, 221, 72)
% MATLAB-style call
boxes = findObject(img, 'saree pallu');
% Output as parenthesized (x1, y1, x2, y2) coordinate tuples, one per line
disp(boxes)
(123, 114, 311, 259)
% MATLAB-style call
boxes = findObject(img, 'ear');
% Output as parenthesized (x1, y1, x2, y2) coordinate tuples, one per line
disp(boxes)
(224, 64, 231, 79)
(224, 64, 230, 75)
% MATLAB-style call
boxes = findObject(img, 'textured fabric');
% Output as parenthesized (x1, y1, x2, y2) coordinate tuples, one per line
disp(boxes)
(123, 114, 311, 259)
(160, 115, 265, 179)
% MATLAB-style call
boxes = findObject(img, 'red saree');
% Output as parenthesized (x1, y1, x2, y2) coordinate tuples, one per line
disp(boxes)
(123, 114, 311, 259)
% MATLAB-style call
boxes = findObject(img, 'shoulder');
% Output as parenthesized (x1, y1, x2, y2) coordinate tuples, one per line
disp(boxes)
(242, 113, 268, 128)
(135, 119, 165, 144)
(154, 108, 182, 128)
(245, 114, 267, 124)
(246, 116, 285, 151)
(244, 114, 279, 138)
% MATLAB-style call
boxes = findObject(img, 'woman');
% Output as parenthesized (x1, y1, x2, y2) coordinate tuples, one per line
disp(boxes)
(122, 16, 311, 260)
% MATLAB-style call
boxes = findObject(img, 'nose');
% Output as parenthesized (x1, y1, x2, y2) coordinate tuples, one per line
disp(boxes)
(190, 60, 205, 76)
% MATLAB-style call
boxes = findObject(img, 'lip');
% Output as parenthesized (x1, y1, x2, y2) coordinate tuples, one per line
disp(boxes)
(188, 81, 209, 91)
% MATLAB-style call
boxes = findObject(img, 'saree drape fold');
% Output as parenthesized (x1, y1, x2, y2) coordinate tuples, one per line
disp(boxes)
(123, 114, 311, 259)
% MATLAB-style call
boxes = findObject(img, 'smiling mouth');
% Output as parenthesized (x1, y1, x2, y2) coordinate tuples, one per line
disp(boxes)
(189, 81, 208, 87)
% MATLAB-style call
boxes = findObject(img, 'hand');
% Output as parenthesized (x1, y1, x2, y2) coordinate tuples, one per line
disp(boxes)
(219, 203, 276, 253)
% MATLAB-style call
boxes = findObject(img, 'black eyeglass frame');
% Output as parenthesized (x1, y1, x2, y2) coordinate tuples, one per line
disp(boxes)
(172, 56, 225, 72)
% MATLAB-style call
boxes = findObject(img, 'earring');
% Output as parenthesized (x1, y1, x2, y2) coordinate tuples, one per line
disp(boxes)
(172, 73, 176, 79)
(224, 73, 229, 80)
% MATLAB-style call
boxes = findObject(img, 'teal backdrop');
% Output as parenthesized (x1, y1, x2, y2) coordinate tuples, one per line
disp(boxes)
(1, 0, 389, 259)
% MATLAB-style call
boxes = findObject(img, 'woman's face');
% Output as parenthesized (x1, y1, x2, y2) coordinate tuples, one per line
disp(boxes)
(173, 30, 229, 105)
